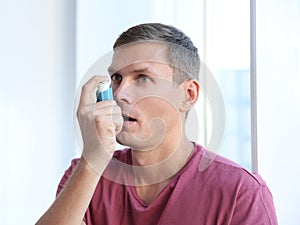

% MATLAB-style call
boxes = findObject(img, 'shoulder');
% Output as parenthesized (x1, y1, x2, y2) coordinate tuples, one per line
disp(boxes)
(185, 144, 278, 224)
(192, 143, 267, 191)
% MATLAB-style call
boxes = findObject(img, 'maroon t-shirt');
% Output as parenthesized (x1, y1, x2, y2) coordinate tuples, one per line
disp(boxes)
(57, 144, 278, 225)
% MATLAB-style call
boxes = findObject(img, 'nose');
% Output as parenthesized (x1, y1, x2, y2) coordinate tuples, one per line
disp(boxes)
(113, 80, 134, 104)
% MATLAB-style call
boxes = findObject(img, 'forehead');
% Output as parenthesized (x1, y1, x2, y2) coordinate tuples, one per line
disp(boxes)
(109, 42, 169, 73)
(108, 61, 173, 81)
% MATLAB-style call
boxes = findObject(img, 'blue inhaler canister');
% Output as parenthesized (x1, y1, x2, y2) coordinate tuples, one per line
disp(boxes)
(96, 79, 113, 102)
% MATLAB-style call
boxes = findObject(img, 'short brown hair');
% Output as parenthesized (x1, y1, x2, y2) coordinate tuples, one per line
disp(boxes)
(113, 23, 200, 84)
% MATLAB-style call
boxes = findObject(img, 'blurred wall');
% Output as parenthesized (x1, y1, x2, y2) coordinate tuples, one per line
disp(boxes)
(0, 0, 76, 224)
(257, 0, 300, 224)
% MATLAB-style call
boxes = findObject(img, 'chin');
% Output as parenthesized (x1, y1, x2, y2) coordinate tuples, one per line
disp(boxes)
(116, 132, 134, 148)
(116, 132, 165, 152)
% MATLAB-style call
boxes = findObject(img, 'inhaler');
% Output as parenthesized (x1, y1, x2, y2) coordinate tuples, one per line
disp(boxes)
(96, 79, 113, 102)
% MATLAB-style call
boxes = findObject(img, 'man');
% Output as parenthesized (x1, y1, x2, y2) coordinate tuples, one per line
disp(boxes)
(36, 23, 278, 225)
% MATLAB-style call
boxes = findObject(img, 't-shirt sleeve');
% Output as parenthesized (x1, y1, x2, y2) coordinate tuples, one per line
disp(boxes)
(56, 158, 89, 224)
(231, 174, 278, 225)
(56, 158, 80, 197)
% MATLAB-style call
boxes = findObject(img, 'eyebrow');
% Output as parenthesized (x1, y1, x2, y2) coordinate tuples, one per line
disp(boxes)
(108, 66, 153, 75)
(132, 67, 151, 74)
(107, 67, 115, 75)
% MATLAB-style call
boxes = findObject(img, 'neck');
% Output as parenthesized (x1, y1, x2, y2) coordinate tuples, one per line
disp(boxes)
(131, 135, 194, 186)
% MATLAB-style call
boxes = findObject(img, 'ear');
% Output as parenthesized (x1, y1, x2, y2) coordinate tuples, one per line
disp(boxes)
(179, 79, 200, 113)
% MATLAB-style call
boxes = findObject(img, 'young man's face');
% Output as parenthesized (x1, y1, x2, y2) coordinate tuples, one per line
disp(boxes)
(109, 42, 187, 151)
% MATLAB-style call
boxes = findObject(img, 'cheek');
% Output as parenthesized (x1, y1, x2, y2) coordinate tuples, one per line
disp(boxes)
(138, 96, 181, 122)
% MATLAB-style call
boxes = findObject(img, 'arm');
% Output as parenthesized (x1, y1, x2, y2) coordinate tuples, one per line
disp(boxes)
(36, 158, 102, 225)
(36, 76, 123, 225)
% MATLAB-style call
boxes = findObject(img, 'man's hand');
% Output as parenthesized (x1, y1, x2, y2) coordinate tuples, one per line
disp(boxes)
(77, 75, 123, 173)
(36, 76, 122, 225)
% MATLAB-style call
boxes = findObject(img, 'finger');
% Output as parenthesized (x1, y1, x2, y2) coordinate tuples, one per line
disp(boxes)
(93, 103, 122, 125)
(114, 115, 124, 134)
(79, 75, 110, 107)
(94, 114, 123, 137)
(94, 101, 122, 115)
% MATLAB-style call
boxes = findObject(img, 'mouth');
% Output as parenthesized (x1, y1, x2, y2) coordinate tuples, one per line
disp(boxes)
(122, 114, 137, 122)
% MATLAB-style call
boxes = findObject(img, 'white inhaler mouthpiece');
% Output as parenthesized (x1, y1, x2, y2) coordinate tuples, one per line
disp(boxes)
(96, 79, 113, 102)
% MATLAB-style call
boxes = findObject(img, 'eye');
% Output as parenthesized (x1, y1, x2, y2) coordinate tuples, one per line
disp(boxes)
(137, 75, 151, 83)
(111, 73, 122, 82)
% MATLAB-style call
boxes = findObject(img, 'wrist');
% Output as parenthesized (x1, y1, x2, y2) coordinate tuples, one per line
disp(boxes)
(80, 149, 113, 176)
(77, 157, 102, 179)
